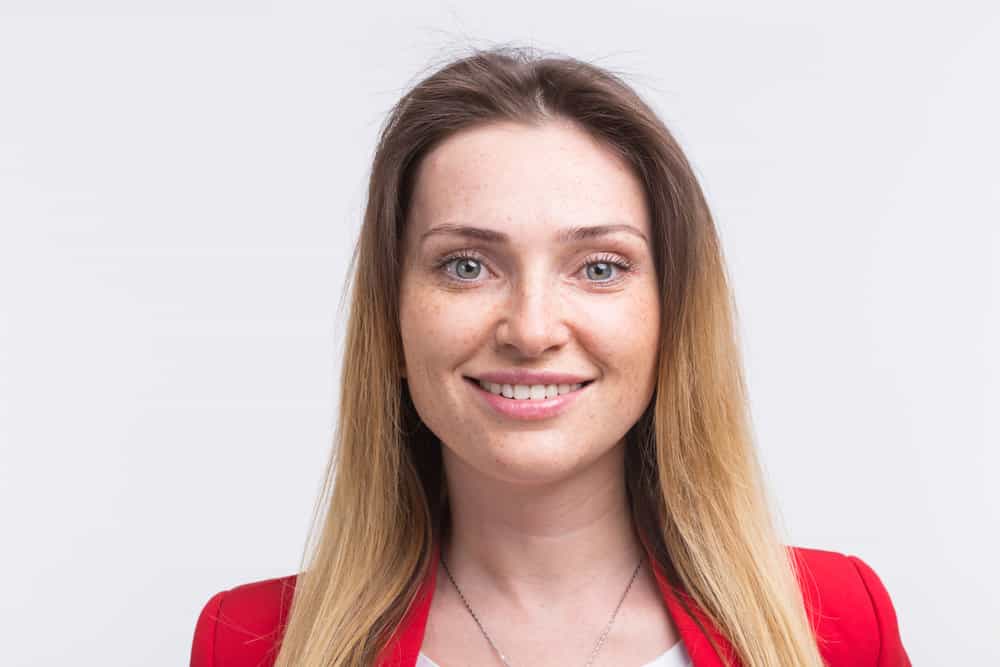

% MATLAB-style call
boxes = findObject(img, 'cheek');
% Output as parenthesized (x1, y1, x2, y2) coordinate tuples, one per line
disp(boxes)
(571, 286, 661, 406)
(574, 284, 660, 351)
(400, 286, 441, 372)
(622, 286, 661, 371)
(399, 283, 489, 373)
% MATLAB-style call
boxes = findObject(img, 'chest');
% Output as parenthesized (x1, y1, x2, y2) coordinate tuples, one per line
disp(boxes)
(419, 573, 680, 667)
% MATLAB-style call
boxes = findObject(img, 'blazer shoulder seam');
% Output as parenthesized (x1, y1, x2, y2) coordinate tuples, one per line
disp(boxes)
(846, 554, 882, 666)
(213, 589, 226, 667)
(193, 588, 228, 667)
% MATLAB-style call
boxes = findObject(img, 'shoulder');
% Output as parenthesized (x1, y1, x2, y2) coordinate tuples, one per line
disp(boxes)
(788, 546, 910, 666)
(190, 574, 299, 667)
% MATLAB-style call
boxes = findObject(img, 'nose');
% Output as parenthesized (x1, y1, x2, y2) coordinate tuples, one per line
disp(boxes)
(494, 272, 570, 358)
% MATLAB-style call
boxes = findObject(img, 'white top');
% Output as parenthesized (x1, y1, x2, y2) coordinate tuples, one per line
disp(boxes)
(416, 640, 692, 667)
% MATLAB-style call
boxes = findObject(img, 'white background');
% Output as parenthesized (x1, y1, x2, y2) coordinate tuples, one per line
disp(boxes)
(1, 1, 996, 665)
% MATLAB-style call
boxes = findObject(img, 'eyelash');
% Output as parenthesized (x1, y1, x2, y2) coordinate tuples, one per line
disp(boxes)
(434, 249, 635, 288)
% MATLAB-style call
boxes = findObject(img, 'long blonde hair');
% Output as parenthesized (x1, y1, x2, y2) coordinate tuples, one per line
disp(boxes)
(273, 46, 826, 667)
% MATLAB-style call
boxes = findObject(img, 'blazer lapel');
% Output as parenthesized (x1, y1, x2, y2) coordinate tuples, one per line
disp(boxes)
(647, 550, 740, 666)
(375, 541, 440, 667)
(377, 539, 738, 667)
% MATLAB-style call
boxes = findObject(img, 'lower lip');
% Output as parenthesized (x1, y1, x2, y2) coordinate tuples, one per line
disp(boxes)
(465, 378, 591, 421)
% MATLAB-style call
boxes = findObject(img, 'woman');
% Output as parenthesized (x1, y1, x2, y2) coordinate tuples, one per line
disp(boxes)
(190, 47, 910, 667)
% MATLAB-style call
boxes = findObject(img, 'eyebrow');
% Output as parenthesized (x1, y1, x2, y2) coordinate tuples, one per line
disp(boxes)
(419, 223, 648, 246)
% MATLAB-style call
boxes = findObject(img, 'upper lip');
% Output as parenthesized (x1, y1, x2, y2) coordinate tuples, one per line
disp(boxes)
(465, 370, 596, 386)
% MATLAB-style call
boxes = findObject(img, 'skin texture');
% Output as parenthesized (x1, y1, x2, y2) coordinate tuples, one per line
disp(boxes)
(399, 119, 678, 665)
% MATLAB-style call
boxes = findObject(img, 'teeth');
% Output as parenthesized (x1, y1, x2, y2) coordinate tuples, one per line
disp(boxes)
(477, 379, 585, 400)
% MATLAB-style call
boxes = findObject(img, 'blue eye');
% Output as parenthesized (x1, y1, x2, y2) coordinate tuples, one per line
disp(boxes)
(452, 257, 482, 280)
(585, 261, 615, 281)
(435, 250, 634, 287)
(436, 253, 489, 282)
(583, 254, 634, 285)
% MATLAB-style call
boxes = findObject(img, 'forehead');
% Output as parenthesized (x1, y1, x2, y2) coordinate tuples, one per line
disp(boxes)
(406, 119, 650, 244)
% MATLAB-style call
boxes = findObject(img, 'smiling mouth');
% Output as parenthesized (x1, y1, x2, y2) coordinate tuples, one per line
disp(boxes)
(463, 376, 594, 400)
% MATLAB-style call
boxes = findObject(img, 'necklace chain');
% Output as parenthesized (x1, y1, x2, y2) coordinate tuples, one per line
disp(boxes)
(439, 550, 644, 667)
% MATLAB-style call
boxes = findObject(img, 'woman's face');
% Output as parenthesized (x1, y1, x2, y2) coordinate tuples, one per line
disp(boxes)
(399, 119, 660, 486)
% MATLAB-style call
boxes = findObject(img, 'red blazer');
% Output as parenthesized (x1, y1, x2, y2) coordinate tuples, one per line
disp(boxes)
(190, 541, 910, 666)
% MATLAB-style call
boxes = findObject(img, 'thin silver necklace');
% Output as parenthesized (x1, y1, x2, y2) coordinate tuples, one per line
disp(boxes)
(439, 550, 644, 667)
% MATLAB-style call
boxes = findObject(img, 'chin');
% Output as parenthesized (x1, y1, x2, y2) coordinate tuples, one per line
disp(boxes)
(469, 433, 608, 486)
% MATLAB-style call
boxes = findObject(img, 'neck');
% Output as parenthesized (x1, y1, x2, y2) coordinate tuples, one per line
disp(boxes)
(439, 440, 645, 609)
